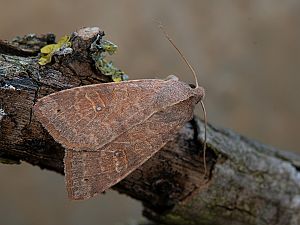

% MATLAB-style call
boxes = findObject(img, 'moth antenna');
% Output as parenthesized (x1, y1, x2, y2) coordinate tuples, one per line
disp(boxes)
(155, 21, 199, 88)
(200, 100, 207, 175)
(156, 21, 207, 175)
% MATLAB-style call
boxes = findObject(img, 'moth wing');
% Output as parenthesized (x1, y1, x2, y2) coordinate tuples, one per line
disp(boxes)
(34, 79, 200, 199)
(34, 79, 193, 151)
(65, 98, 195, 199)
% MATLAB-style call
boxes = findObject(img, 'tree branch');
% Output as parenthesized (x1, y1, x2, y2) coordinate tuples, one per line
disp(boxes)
(1, 27, 300, 225)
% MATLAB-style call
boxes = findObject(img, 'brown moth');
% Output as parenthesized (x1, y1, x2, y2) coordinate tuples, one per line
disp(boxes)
(34, 27, 207, 200)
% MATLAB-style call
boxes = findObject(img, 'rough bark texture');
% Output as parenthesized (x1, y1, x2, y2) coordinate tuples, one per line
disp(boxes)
(1, 27, 300, 225)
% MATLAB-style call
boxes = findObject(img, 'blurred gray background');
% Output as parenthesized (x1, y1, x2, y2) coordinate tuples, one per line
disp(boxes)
(1, 0, 299, 224)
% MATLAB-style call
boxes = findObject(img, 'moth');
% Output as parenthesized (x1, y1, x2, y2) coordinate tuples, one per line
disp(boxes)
(34, 27, 207, 200)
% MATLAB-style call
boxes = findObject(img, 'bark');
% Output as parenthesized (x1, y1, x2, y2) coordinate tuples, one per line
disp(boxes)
(1, 27, 300, 225)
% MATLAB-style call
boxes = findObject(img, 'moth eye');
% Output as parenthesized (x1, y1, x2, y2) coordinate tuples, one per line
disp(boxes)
(189, 84, 196, 88)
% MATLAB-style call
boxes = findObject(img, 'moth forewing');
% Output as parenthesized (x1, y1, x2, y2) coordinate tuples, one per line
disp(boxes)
(34, 78, 204, 199)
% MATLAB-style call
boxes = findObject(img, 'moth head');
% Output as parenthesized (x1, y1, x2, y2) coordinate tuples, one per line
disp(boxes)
(188, 83, 205, 103)
(189, 86, 204, 106)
